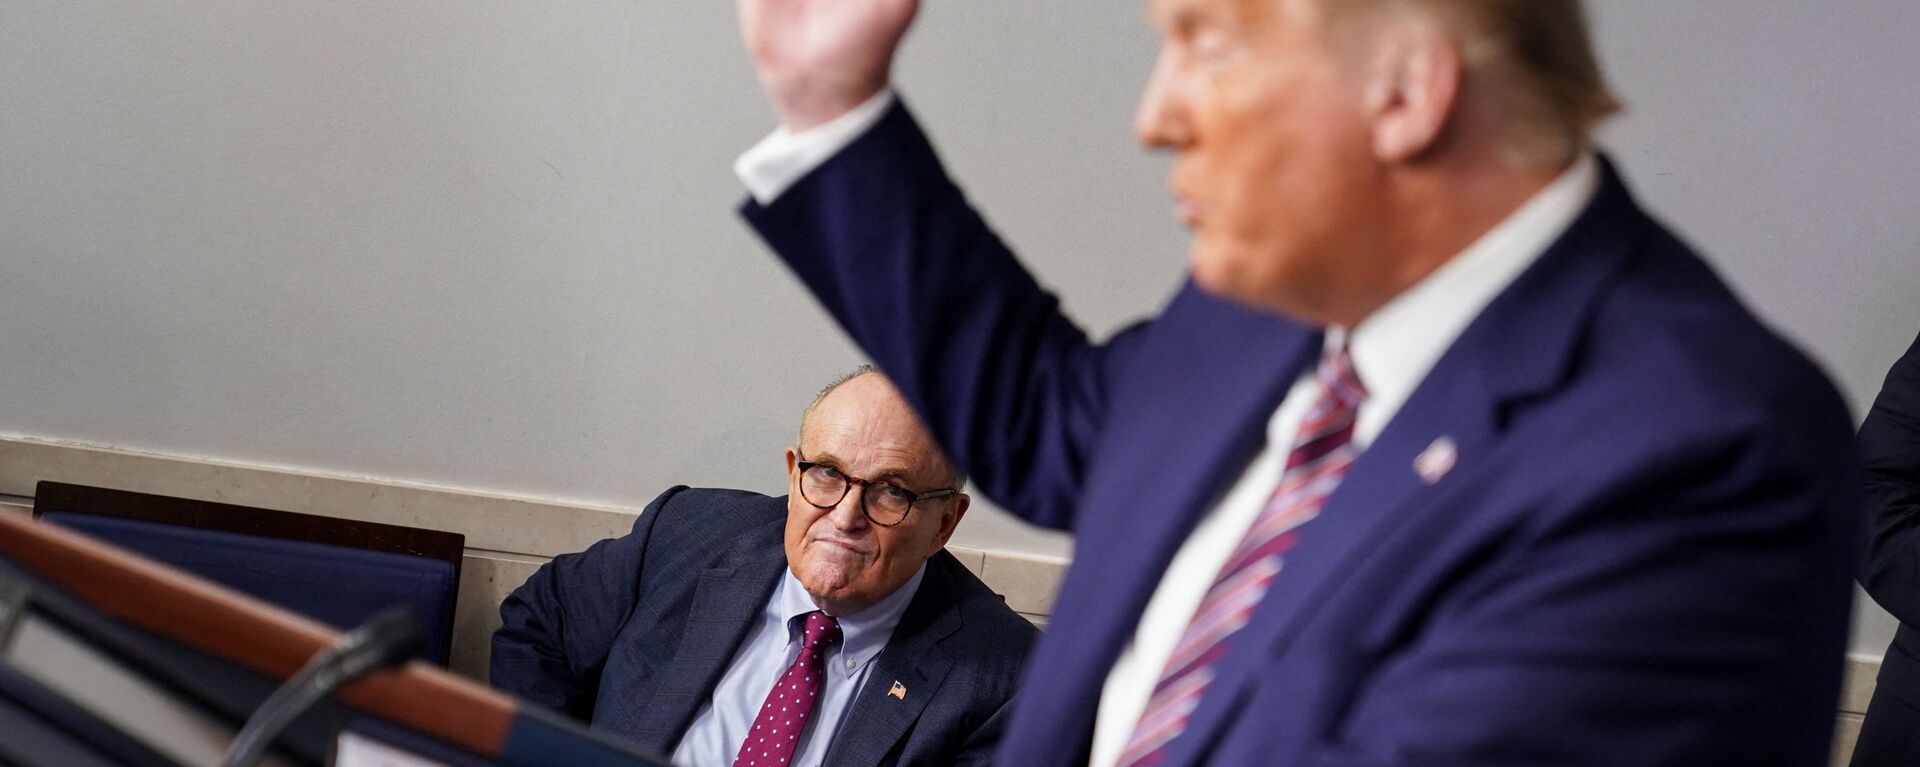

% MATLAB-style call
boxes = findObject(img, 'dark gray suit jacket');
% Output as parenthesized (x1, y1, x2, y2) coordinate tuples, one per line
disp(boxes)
(1854, 330, 1920, 766)
(491, 486, 1037, 766)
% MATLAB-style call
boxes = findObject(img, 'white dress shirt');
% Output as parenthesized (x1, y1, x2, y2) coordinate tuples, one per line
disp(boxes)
(735, 92, 1600, 766)
(736, 90, 898, 205)
(673, 564, 924, 767)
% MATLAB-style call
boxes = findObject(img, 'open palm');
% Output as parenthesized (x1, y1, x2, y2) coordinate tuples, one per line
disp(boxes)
(739, 0, 919, 130)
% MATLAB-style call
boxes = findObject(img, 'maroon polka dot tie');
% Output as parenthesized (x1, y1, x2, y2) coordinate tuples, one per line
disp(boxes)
(733, 610, 842, 767)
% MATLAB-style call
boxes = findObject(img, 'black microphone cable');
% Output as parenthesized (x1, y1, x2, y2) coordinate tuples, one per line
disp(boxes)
(220, 607, 423, 767)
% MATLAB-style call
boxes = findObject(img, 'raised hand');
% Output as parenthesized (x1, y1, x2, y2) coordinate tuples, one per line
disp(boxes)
(738, 0, 919, 131)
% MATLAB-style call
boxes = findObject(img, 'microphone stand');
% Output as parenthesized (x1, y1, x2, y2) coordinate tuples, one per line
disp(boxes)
(221, 607, 423, 767)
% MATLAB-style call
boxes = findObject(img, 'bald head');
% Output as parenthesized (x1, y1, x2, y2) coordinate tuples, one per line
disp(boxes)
(798, 367, 964, 488)
(798, 364, 874, 446)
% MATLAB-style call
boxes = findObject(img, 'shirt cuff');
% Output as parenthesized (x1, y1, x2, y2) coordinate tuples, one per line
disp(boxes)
(734, 89, 897, 205)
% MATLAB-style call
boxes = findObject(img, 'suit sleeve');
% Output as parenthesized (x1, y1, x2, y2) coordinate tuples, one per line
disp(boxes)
(1860, 330, 1920, 627)
(1297, 420, 1859, 766)
(490, 486, 685, 719)
(741, 101, 1151, 530)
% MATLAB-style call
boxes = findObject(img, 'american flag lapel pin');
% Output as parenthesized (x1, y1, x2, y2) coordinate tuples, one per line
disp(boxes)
(1414, 437, 1458, 485)
(888, 680, 907, 700)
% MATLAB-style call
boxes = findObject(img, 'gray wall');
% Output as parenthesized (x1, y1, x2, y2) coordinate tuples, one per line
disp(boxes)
(2, 2, 1916, 654)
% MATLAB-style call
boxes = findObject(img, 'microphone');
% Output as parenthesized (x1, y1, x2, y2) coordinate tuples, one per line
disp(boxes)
(221, 607, 424, 767)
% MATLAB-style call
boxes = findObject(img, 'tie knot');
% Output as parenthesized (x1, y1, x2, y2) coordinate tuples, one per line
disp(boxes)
(800, 610, 842, 650)
(1316, 344, 1367, 409)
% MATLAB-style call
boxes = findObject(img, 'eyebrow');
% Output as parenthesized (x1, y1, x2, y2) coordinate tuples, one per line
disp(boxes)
(803, 449, 843, 467)
(1150, 0, 1208, 35)
(806, 454, 920, 487)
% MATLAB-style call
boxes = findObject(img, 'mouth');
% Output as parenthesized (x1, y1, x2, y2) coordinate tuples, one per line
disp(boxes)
(1169, 174, 1202, 227)
(811, 537, 873, 557)
(1174, 196, 1203, 227)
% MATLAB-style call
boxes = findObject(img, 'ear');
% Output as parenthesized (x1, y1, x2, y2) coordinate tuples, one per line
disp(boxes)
(1362, 23, 1462, 163)
(785, 447, 799, 476)
(928, 494, 970, 556)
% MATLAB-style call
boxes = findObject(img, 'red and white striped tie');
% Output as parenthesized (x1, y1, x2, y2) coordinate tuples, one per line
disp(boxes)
(1116, 346, 1367, 767)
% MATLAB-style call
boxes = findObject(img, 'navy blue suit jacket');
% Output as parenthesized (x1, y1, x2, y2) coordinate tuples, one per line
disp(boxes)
(1852, 330, 1920, 766)
(491, 486, 1037, 766)
(741, 103, 1861, 766)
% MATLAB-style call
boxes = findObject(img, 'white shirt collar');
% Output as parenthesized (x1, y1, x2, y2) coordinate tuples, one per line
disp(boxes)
(774, 562, 926, 679)
(1336, 154, 1601, 445)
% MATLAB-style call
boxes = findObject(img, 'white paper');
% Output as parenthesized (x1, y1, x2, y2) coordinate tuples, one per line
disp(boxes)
(333, 731, 456, 767)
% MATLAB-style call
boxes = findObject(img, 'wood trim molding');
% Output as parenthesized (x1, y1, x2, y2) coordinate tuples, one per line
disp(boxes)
(0, 436, 634, 558)
(34, 481, 467, 566)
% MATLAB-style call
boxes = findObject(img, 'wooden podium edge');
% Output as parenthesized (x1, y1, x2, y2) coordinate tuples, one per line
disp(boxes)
(0, 511, 514, 757)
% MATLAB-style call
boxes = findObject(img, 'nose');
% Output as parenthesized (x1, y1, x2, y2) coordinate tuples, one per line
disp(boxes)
(827, 483, 872, 532)
(1135, 47, 1189, 149)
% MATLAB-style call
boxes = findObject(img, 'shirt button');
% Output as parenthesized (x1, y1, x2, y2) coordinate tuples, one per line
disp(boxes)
(845, 660, 855, 669)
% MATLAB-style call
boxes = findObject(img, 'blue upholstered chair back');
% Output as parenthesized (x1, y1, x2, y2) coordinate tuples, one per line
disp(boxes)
(33, 482, 463, 666)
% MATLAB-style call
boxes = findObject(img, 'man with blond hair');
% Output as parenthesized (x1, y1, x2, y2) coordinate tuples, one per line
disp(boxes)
(732, 1, 1859, 764)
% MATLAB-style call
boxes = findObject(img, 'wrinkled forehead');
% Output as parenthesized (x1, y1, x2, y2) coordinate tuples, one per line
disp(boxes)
(803, 379, 950, 479)
(1147, 0, 1316, 30)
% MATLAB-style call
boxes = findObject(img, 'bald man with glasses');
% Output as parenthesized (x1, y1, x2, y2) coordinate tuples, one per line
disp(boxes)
(492, 368, 1037, 767)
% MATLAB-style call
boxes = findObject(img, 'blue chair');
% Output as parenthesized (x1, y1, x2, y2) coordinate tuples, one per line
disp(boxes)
(32, 481, 463, 666)
(0, 512, 673, 767)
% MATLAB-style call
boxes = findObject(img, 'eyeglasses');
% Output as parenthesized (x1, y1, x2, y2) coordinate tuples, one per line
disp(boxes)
(793, 455, 961, 527)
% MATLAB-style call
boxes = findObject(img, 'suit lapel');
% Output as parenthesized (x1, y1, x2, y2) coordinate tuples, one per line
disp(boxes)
(1008, 289, 1321, 761)
(626, 538, 786, 751)
(1158, 157, 1653, 767)
(819, 557, 962, 767)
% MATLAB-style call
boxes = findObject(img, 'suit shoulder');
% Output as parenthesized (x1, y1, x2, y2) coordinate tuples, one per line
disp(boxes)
(1581, 233, 1851, 442)
(1503, 228, 1864, 549)
(646, 486, 784, 525)
(927, 551, 1041, 659)
(632, 486, 786, 555)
